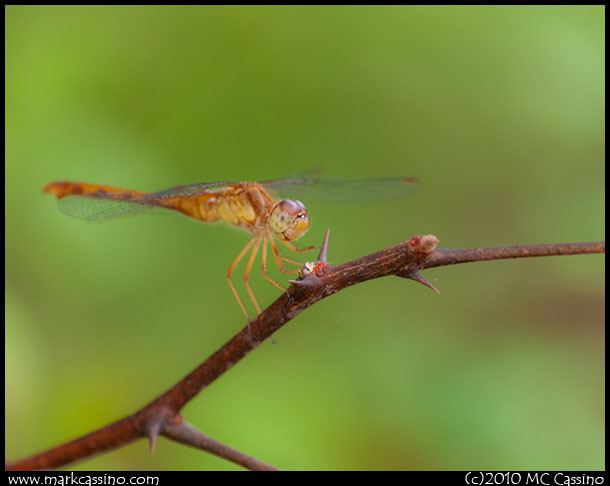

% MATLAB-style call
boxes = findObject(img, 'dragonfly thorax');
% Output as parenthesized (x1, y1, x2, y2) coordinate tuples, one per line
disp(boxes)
(269, 199, 309, 241)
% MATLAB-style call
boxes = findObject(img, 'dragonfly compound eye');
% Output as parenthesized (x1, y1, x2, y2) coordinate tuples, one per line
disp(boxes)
(269, 199, 309, 241)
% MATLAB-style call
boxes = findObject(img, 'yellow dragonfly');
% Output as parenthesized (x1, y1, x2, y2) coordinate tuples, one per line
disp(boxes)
(44, 176, 417, 319)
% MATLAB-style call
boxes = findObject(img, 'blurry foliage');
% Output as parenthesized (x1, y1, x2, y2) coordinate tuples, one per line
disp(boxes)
(5, 5, 604, 470)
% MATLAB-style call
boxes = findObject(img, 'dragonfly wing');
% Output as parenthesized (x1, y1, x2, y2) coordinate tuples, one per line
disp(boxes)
(154, 181, 241, 197)
(262, 177, 418, 204)
(56, 195, 160, 222)
(155, 171, 324, 197)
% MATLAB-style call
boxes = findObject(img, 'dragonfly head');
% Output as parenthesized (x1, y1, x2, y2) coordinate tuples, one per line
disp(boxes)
(269, 199, 309, 241)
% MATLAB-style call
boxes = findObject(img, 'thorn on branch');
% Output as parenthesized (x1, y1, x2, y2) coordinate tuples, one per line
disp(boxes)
(144, 410, 182, 454)
(317, 228, 330, 263)
(398, 265, 440, 294)
(146, 422, 161, 454)
(397, 234, 440, 293)
(291, 229, 332, 285)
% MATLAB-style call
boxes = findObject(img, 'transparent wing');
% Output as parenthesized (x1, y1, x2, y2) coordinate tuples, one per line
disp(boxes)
(154, 181, 241, 197)
(262, 176, 418, 204)
(56, 195, 163, 222)
(151, 172, 322, 197)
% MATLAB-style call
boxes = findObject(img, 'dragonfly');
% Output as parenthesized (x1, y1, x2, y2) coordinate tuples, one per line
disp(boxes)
(43, 176, 417, 319)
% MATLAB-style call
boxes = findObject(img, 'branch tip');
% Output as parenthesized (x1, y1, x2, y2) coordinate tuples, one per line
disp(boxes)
(408, 234, 439, 258)
(163, 421, 278, 471)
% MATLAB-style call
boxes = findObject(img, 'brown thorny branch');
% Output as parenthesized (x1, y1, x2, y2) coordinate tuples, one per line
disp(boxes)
(6, 234, 605, 471)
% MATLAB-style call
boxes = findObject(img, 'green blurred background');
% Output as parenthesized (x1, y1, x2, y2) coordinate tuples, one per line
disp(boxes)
(5, 5, 604, 470)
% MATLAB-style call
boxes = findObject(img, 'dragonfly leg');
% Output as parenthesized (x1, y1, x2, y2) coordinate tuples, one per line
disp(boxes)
(279, 240, 316, 253)
(243, 237, 263, 315)
(227, 237, 257, 320)
(269, 237, 300, 275)
(279, 255, 305, 266)
(261, 236, 287, 293)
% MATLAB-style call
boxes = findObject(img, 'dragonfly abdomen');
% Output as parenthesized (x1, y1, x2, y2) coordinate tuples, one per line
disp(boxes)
(159, 193, 223, 223)
(43, 181, 147, 200)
